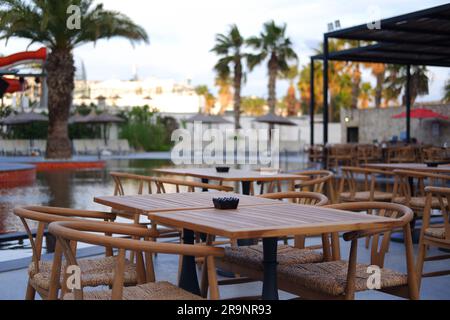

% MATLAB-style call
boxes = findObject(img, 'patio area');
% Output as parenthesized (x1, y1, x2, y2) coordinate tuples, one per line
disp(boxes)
(1, 237, 448, 300)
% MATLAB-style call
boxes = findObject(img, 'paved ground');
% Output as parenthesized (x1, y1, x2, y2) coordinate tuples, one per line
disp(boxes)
(1, 237, 448, 300)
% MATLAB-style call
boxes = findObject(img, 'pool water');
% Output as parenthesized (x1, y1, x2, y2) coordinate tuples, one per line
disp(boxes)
(0, 157, 311, 234)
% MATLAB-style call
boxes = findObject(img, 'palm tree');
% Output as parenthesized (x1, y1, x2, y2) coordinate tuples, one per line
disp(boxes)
(194, 85, 215, 114)
(247, 20, 298, 114)
(368, 63, 386, 108)
(215, 76, 233, 115)
(280, 65, 299, 116)
(211, 24, 246, 129)
(385, 65, 429, 106)
(0, 0, 148, 159)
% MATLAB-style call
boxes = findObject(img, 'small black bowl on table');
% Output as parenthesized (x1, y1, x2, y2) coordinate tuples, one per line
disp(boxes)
(213, 197, 240, 210)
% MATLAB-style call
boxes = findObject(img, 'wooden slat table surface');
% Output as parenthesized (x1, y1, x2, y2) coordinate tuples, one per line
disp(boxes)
(153, 167, 303, 182)
(365, 163, 450, 173)
(147, 204, 399, 239)
(94, 192, 282, 216)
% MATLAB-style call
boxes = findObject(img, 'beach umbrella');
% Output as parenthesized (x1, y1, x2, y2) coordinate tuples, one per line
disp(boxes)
(68, 112, 88, 124)
(392, 108, 449, 121)
(186, 113, 232, 124)
(81, 111, 125, 144)
(254, 113, 297, 126)
(1, 111, 48, 125)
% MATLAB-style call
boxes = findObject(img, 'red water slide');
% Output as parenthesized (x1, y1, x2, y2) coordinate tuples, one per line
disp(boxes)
(4, 78, 23, 93)
(0, 47, 47, 69)
(0, 47, 47, 94)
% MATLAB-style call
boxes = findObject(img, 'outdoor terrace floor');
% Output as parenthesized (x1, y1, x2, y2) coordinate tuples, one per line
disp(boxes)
(0, 237, 448, 300)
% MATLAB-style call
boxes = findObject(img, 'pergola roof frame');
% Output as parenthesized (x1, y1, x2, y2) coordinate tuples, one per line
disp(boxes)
(309, 4, 450, 148)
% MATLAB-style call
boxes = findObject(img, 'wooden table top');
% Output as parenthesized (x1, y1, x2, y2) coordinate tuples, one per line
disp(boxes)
(365, 163, 450, 173)
(94, 192, 282, 216)
(147, 204, 398, 239)
(153, 168, 303, 182)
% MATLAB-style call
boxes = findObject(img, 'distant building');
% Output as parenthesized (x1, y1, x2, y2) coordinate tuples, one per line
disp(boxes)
(73, 77, 202, 114)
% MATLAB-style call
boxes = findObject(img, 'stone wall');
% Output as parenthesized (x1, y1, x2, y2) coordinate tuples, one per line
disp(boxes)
(341, 104, 450, 146)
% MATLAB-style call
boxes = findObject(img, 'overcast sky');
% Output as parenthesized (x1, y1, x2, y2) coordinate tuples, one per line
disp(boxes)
(1, 0, 449, 102)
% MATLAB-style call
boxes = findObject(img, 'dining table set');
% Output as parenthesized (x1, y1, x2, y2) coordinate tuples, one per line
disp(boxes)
(14, 164, 450, 300)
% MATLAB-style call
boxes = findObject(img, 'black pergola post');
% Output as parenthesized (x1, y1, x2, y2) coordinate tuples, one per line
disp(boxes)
(406, 64, 411, 143)
(323, 36, 329, 145)
(310, 57, 315, 146)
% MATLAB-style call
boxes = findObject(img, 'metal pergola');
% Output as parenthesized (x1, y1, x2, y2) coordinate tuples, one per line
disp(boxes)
(310, 3, 450, 145)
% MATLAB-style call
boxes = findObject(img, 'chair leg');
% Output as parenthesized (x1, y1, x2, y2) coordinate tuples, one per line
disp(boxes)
(415, 241, 427, 292)
(25, 281, 36, 300)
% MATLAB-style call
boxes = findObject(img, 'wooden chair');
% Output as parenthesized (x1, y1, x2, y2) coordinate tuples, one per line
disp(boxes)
(48, 220, 224, 300)
(213, 192, 331, 298)
(260, 170, 334, 202)
(387, 146, 417, 163)
(308, 144, 325, 163)
(327, 144, 355, 169)
(416, 186, 450, 290)
(423, 147, 450, 162)
(357, 144, 382, 165)
(392, 170, 450, 220)
(337, 167, 396, 203)
(276, 202, 419, 300)
(13, 206, 145, 300)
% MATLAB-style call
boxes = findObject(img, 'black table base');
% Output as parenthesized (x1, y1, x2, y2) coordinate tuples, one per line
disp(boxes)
(178, 229, 201, 295)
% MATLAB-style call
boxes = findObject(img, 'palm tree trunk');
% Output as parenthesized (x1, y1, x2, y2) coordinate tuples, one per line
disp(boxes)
(233, 61, 242, 130)
(45, 49, 75, 159)
(351, 64, 361, 109)
(375, 70, 385, 108)
(268, 54, 278, 114)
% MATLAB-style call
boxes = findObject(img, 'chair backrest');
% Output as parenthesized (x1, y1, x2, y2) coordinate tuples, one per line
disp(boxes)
(110, 172, 234, 196)
(393, 170, 450, 200)
(48, 220, 224, 300)
(259, 191, 329, 206)
(13, 206, 117, 276)
(326, 202, 413, 267)
(338, 167, 395, 201)
(290, 170, 334, 193)
(422, 186, 450, 242)
(387, 145, 417, 163)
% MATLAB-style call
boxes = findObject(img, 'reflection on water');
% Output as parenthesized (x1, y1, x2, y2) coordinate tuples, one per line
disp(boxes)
(0, 159, 171, 233)
(0, 157, 309, 233)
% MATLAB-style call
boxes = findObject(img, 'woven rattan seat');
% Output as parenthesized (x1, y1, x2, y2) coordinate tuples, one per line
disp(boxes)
(278, 260, 408, 296)
(424, 227, 446, 239)
(223, 245, 323, 270)
(392, 196, 447, 208)
(340, 191, 393, 202)
(63, 281, 203, 300)
(28, 256, 138, 290)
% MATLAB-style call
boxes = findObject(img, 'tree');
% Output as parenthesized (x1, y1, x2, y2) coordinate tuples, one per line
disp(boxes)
(280, 65, 300, 116)
(367, 63, 386, 108)
(247, 20, 298, 114)
(385, 65, 429, 106)
(215, 76, 233, 115)
(0, 0, 148, 159)
(359, 82, 373, 109)
(194, 85, 215, 114)
(211, 24, 246, 129)
(241, 96, 267, 116)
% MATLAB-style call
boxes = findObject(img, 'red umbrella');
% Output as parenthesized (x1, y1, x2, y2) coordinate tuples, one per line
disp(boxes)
(392, 108, 449, 120)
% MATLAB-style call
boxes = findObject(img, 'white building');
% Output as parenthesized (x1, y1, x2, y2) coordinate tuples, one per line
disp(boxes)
(73, 77, 202, 114)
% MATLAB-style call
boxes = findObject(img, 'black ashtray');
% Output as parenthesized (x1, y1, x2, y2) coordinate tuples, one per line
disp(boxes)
(213, 197, 239, 210)
(216, 166, 230, 173)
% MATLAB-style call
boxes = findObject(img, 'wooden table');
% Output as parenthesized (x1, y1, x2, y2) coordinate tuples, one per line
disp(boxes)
(153, 168, 302, 195)
(365, 163, 450, 173)
(94, 192, 281, 216)
(148, 203, 399, 300)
